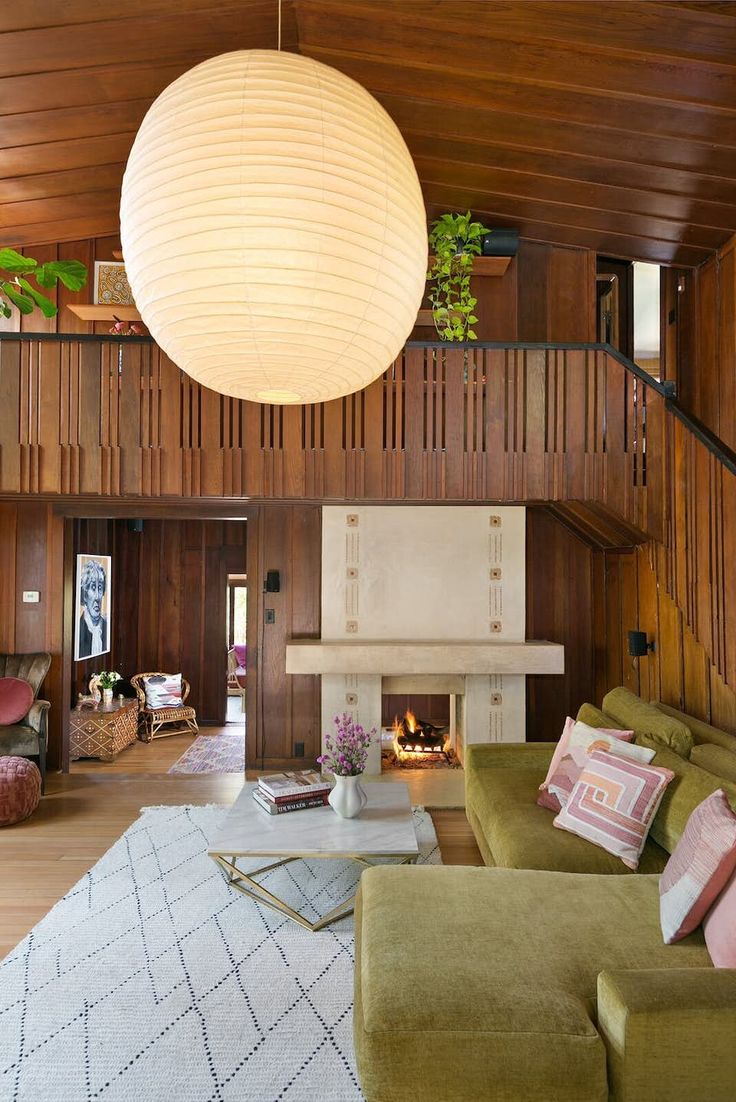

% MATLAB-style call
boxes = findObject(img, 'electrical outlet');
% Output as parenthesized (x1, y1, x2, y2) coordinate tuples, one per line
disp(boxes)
(22, 591, 40, 603)
(265, 608, 275, 624)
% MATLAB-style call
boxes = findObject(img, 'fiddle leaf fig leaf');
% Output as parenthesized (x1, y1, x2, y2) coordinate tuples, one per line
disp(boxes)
(2, 282, 34, 314)
(17, 277, 58, 318)
(36, 259, 88, 291)
(0, 248, 37, 273)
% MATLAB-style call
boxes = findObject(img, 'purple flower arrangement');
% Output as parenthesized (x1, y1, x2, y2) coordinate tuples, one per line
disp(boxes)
(317, 713, 376, 776)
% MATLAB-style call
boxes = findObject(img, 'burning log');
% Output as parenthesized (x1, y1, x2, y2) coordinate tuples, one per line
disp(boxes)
(392, 710, 450, 759)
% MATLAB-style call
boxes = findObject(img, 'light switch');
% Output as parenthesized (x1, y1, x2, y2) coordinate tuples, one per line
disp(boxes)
(22, 591, 40, 603)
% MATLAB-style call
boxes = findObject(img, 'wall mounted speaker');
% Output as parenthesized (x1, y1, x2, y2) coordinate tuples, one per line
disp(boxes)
(126, 519, 144, 533)
(481, 229, 519, 257)
(628, 630, 654, 657)
(264, 570, 280, 593)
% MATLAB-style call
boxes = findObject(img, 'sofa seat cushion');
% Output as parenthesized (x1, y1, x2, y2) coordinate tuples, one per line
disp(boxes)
(466, 764, 667, 874)
(603, 687, 693, 758)
(0, 725, 40, 756)
(653, 702, 736, 754)
(355, 866, 710, 1102)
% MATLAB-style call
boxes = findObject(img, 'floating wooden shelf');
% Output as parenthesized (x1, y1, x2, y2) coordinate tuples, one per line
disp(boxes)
(417, 255, 513, 325)
(428, 254, 512, 276)
(67, 304, 141, 322)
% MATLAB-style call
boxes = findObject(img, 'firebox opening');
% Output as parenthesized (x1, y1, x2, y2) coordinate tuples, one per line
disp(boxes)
(380, 693, 459, 770)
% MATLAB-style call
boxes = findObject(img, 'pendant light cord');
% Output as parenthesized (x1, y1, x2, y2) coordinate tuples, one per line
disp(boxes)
(278, 0, 282, 50)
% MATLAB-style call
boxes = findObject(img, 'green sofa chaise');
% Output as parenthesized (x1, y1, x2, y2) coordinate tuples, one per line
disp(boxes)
(354, 689, 736, 1102)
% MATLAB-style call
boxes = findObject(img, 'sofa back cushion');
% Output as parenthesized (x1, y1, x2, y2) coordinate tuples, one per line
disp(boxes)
(691, 744, 736, 785)
(653, 701, 736, 755)
(637, 733, 736, 854)
(576, 703, 620, 729)
(602, 687, 693, 758)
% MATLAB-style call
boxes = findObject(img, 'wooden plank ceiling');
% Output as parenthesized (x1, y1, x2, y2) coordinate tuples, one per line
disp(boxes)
(1, 0, 735, 265)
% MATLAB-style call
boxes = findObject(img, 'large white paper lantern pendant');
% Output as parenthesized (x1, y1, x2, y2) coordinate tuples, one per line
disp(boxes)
(120, 50, 428, 405)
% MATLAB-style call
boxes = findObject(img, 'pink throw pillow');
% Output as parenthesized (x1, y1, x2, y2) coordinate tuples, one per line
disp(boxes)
(659, 789, 736, 943)
(704, 867, 736, 967)
(0, 677, 34, 725)
(554, 749, 674, 869)
(537, 718, 637, 813)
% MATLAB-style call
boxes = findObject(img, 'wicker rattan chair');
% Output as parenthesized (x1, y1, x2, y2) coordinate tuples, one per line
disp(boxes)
(227, 648, 246, 712)
(130, 672, 198, 742)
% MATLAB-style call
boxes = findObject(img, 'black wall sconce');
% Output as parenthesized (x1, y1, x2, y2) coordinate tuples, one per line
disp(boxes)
(264, 570, 280, 593)
(628, 630, 655, 657)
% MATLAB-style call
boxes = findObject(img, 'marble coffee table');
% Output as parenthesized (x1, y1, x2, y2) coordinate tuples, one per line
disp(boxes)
(208, 781, 419, 932)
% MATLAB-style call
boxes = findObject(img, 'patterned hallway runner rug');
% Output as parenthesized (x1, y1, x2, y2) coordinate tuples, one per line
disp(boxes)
(168, 730, 245, 774)
(0, 804, 441, 1101)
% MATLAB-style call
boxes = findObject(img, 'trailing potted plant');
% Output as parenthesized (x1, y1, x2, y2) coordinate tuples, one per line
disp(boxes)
(426, 211, 491, 341)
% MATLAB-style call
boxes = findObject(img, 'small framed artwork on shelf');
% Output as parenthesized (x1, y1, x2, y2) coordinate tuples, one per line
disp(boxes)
(93, 261, 134, 306)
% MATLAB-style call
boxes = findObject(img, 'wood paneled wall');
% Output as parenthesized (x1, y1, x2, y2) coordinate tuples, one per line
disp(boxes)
(527, 509, 736, 742)
(593, 544, 736, 737)
(246, 506, 321, 769)
(413, 238, 596, 343)
(0, 501, 65, 769)
(526, 506, 597, 741)
(674, 232, 736, 450)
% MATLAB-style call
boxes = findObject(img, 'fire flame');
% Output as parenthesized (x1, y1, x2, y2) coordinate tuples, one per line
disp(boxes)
(391, 710, 450, 761)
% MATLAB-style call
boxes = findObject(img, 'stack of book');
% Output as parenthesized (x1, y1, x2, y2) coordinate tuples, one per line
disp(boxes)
(253, 770, 332, 815)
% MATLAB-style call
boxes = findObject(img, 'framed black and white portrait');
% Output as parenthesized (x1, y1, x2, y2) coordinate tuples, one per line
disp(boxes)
(74, 554, 112, 662)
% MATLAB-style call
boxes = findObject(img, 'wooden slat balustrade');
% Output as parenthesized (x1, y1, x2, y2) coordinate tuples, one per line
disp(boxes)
(0, 334, 733, 693)
(0, 338, 661, 527)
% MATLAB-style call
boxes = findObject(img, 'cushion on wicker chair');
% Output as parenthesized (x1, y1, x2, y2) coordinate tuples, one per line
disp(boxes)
(0, 756, 41, 825)
(0, 677, 34, 725)
(143, 674, 183, 709)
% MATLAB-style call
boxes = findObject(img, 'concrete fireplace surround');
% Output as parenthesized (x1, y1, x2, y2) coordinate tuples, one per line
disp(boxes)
(286, 506, 565, 775)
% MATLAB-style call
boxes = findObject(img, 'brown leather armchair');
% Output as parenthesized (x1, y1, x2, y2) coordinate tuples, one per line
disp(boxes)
(0, 652, 52, 793)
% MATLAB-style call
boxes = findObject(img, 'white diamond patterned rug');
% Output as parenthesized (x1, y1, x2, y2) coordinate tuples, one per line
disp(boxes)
(0, 804, 441, 1101)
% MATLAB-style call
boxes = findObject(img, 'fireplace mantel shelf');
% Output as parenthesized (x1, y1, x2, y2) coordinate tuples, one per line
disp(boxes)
(285, 640, 564, 676)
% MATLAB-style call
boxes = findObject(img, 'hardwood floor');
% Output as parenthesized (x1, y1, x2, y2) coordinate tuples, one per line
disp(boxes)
(2, 734, 482, 958)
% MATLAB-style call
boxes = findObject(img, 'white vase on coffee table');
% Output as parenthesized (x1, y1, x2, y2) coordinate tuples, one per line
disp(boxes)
(328, 774, 368, 819)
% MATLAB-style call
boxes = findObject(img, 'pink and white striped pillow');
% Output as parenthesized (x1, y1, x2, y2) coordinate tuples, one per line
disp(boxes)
(660, 789, 736, 944)
(554, 749, 674, 870)
(537, 718, 639, 813)
(704, 867, 736, 967)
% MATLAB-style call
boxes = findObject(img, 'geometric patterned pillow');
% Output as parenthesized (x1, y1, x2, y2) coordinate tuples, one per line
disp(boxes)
(537, 719, 640, 813)
(143, 673, 183, 710)
(553, 749, 674, 869)
(660, 789, 736, 944)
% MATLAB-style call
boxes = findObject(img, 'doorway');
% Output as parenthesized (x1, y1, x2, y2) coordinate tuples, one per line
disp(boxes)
(226, 574, 247, 724)
(65, 516, 248, 776)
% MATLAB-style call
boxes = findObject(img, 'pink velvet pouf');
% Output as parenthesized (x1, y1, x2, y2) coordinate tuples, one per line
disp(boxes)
(0, 757, 41, 826)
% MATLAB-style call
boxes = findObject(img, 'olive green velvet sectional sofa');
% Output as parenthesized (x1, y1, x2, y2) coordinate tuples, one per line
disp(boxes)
(353, 688, 736, 1102)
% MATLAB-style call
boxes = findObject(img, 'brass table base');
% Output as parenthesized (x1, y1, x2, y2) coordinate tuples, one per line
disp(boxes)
(211, 852, 417, 933)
